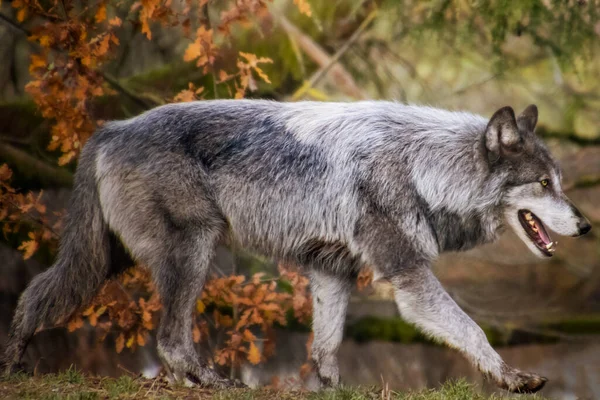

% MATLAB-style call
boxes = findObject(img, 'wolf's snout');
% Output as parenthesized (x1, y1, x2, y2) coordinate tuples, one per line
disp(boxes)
(577, 219, 592, 236)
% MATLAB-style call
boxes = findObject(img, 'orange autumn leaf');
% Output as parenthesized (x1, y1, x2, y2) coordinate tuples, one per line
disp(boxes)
(243, 329, 257, 342)
(137, 332, 146, 346)
(115, 333, 125, 353)
(183, 26, 215, 67)
(29, 55, 46, 73)
(16, 8, 27, 23)
(183, 42, 202, 62)
(196, 299, 205, 313)
(293, 0, 312, 17)
(192, 324, 201, 343)
(109, 17, 122, 27)
(58, 151, 77, 166)
(67, 316, 84, 332)
(139, 0, 160, 39)
(95, 34, 112, 57)
(239, 52, 273, 67)
(218, 70, 232, 82)
(82, 305, 95, 316)
(126, 334, 135, 348)
(95, 3, 107, 23)
(253, 67, 271, 84)
(247, 341, 261, 365)
(18, 233, 38, 260)
(39, 35, 52, 47)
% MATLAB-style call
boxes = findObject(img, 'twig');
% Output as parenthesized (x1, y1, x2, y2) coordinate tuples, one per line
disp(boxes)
(373, 39, 433, 100)
(101, 72, 155, 110)
(275, 14, 367, 100)
(536, 125, 600, 146)
(241, 277, 281, 287)
(117, 364, 137, 377)
(3, 198, 60, 238)
(289, 10, 377, 100)
(201, 3, 219, 100)
(144, 376, 159, 397)
(0, 142, 74, 187)
(0, 13, 30, 35)
(563, 175, 600, 191)
(444, 73, 501, 99)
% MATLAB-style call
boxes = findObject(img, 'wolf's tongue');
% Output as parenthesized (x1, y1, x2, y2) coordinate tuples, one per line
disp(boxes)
(537, 222, 551, 245)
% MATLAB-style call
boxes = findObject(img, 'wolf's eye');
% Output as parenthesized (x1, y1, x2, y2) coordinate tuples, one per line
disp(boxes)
(540, 179, 549, 187)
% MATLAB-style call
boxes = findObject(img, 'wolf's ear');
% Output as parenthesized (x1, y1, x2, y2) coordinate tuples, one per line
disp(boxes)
(517, 104, 538, 132)
(485, 106, 521, 156)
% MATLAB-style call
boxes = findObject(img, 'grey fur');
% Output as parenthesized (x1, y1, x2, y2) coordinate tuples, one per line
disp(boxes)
(2, 100, 591, 393)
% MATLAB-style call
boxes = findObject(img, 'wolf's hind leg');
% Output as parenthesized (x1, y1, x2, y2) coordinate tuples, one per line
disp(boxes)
(391, 267, 547, 393)
(309, 270, 352, 388)
(151, 228, 235, 389)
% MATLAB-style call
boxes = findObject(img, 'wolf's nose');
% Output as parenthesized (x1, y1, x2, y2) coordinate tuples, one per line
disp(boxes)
(578, 220, 592, 235)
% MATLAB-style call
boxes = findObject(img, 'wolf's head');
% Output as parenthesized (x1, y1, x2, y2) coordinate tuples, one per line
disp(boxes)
(485, 105, 592, 258)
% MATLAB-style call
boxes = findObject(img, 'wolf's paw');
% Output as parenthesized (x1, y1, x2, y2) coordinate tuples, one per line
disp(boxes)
(159, 351, 244, 389)
(495, 366, 547, 393)
(183, 370, 244, 389)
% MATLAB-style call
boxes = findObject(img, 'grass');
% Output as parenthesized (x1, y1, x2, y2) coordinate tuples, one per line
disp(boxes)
(0, 369, 548, 400)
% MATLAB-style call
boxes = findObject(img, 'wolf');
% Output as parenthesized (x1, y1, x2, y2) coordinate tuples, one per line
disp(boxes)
(2, 100, 591, 392)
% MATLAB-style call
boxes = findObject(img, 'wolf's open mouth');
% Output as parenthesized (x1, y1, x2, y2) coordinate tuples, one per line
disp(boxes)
(518, 210, 556, 257)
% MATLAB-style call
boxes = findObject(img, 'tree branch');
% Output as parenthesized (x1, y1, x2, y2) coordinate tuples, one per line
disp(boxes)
(275, 13, 370, 100)
(290, 9, 377, 100)
(0, 142, 73, 187)
(0, 13, 30, 35)
(536, 125, 600, 146)
(100, 72, 155, 110)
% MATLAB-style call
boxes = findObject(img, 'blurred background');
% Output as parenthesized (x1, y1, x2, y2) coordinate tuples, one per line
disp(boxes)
(0, 0, 599, 398)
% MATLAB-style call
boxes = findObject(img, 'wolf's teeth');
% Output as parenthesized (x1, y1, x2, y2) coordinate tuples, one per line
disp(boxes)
(529, 220, 538, 232)
(525, 213, 533, 221)
(546, 242, 554, 250)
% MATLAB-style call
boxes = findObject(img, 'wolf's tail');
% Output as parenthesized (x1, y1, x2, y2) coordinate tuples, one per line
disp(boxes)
(2, 139, 122, 374)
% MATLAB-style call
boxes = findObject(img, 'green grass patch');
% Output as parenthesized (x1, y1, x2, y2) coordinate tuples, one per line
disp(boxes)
(56, 366, 85, 385)
(102, 376, 141, 398)
(0, 373, 548, 399)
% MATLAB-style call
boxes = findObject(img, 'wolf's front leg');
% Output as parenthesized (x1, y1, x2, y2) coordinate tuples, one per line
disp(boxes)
(391, 267, 546, 393)
(309, 270, 352, 387)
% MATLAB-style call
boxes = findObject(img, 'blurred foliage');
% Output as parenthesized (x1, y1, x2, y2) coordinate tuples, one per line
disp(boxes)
(382, 0, 599, 68)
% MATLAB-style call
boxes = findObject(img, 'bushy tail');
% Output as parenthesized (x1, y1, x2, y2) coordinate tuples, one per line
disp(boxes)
(2, 141, 113, 374)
